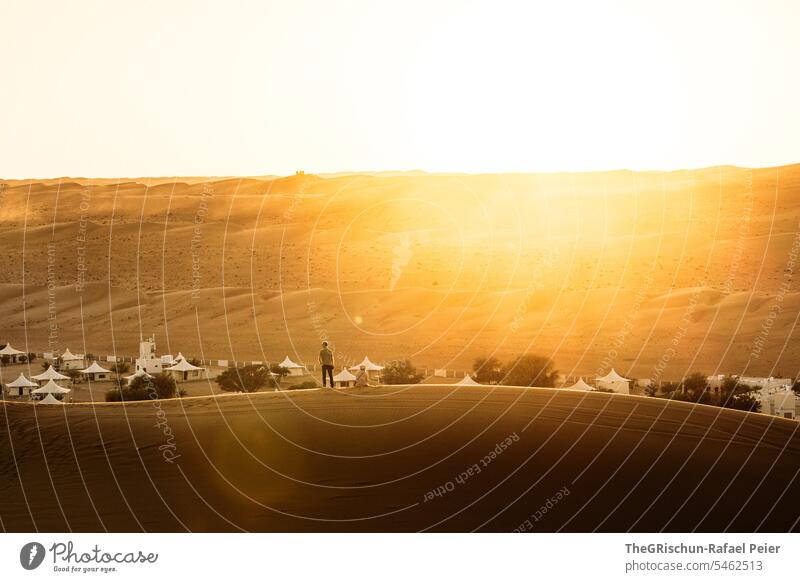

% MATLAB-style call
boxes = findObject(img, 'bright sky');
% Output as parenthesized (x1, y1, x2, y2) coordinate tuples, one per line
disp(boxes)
(1, 0, 798, 178)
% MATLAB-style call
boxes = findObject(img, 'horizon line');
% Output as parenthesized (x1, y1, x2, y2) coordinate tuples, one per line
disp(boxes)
(2, 161, 800, 183)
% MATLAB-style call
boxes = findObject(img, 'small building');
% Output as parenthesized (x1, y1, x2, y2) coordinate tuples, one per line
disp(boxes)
(32, 365, 71, 386)
(770, 389, 797, 419)
(134, 337, 165, 375)
(60, 348, 85, 370)
(4, 373, 37, 397)
(80, 361, 112, 382)
(32, 379, 71, 402)
(0, 343, 26, 363)
(279, 356, 306, 376)
(566, 377, 593, 391)
(595, 369, 631, 394)
(456, 374, 481, 386)
(349, 357, 384, 381)
(160, 354, 177, 366)
(332, 368, 356, 388)
(164, 358, 205, 382)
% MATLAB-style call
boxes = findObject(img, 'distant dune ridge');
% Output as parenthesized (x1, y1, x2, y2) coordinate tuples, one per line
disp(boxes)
(1, 165, 800, 379)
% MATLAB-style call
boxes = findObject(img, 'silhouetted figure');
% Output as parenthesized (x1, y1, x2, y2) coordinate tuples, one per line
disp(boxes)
(319, 341, 334, 387)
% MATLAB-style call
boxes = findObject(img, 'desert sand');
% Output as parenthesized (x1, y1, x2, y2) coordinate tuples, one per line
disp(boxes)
(2, 166, 800, 379)
(1, 385, 798, 532)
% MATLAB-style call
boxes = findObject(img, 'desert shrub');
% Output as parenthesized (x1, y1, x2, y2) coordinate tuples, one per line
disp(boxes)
(269, 364, 290, 381)
(727, 391, 761, 412)
(473, 356, 503, 384)
(501, 354, 558, 387)
(382, 359, 423, 385)
(679, 372, 710, 402)
(105, 373, 178, 401)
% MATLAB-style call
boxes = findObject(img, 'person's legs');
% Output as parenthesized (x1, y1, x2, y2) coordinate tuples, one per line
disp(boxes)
(325, 366, 334, 387)
(322, 366, 328, 387)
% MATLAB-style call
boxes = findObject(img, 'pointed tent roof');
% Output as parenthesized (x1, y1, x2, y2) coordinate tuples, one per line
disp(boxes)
(38, 392, 64, 405)
(0, 343, 24, 356)
(60, 348, 82, 360)
(349, 356, 384, 372)
(165, 359, 204, 372)
(567, 377, 593, 391)
(5, 373, 37, 388)
(595, 368, 630, 383)
(33, 379, 71, 394)
(81, 361, 112, 374)
(174, 352, 186, 362)
(456, 374, 481, 386)
(333, 368, 356, 382)
(279, 356, 304, 369)
(33, 365, 70, 381)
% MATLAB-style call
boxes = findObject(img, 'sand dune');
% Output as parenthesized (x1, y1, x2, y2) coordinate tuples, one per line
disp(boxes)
(2, 166, 800, 378)
(1, 386, 798, 532)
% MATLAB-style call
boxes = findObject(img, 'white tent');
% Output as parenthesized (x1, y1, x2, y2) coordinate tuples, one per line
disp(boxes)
(38, 393, 64, 405)
(0, 343, 25, 363)
(595, 369, 630, 394)
(60, 347, 85, 370)
(332, 368, 356, 388)
(4, 373, 37, 396)
(349, 356, 384, 372)
(80, 361, 112, 381)
(566, 377, 594, 391)
(174, 352, 186, 363)
(33, 365, 70, 384)
(279, 356, 306, 376)
(124, 369, 152, 386)
(32, 379, 71, 400)
(456, 374, 481, 386)
(164, 358, 204, 382)
(349, 357, 384, 381)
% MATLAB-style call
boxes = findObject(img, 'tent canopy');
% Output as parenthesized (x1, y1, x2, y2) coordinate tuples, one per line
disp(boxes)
(33, 380, 71, 394)
(81, 361, 112, 374)
(456, 374, 481, 386)
(595, 368, 629, 383)
(33, 366, 70, 381)
(60, 348, 82, 360)
(567, 377, 593, 391)
(38, 393, 64, 405)
(124, 369, 152, 380)
(333, 368, 356, 382)
(349, 356, 384, 372)
(5, 373, 37, 388)
(165, 359, 204, 372)
(0, 343, 24, 356)
(279, 356, 304, 369)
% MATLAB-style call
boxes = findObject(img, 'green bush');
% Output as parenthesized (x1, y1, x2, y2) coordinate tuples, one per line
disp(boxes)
(105, 373, 179, 402)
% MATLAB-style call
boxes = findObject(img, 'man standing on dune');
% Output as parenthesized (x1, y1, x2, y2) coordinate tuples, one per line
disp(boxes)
(319, 341, 334, 388)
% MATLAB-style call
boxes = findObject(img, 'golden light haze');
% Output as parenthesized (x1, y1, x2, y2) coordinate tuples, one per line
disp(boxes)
(1, 0, 799, 178)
